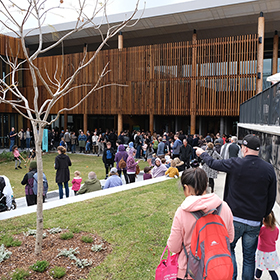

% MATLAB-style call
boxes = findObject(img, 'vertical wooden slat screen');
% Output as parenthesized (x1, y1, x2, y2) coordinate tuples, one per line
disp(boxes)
(1, 33, 258, 117)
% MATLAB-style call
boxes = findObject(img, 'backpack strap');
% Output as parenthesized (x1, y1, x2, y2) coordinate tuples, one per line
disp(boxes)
(191, 203, 223, 219)
(182, 242, 189, 278)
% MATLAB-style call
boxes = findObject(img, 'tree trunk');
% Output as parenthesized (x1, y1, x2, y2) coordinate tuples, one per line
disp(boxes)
(34, 124, 44, 255)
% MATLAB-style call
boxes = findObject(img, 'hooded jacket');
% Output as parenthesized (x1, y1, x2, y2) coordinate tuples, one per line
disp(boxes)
(55, 153, 72, 183)
(77, 178, 101, 194)
(151, 158, 167, 178)
(114, 145, 128, 170)
(167, 193, 234, 279)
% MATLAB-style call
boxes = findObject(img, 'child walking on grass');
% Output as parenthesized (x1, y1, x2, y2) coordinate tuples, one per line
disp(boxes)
(255, 211, 279, 280)
(12, 145, 22, 170)
(71, 171, 82, 195)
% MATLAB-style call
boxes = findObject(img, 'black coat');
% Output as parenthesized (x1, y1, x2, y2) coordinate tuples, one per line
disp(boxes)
(55, 153, 72, 183)
(179, 144, 193, 162)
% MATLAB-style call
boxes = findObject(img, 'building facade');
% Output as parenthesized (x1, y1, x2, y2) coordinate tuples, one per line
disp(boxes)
(0, 0, 279, 147)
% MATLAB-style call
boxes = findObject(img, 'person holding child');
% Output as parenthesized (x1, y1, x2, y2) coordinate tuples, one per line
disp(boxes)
(165, 159, 179, 178)
(55, 146, 72, 199)
(71, 171, 82, 195)
(255, 211, 279, 280)
(102, 141, 115, 179)
(12, 145, 22, 169)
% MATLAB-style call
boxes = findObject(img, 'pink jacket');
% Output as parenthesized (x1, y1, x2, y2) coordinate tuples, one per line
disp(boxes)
(71, 177, 82, 191)
(13, 149, 20, 158)
(257, 225, 279, 252)
(167, 193, 234, 279)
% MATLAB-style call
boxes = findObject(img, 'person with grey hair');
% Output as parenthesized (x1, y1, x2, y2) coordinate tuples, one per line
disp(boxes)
(103, 167, 123, 189)
(228, 136, 240, 158)
(77, 171, 101, 194)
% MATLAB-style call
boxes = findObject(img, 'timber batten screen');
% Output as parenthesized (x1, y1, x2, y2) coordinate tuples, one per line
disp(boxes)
(2, 34, 258, 117)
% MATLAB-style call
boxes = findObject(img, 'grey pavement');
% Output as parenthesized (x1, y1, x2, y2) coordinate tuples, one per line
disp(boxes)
(0, 163, 280, 279)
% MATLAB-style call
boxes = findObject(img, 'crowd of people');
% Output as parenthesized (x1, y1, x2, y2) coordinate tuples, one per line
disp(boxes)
(4, 127, 279, 280)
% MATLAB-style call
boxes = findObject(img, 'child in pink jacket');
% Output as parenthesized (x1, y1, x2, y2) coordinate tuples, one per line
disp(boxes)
(167, 168, 234, 280)
(71, 171, 82, 195)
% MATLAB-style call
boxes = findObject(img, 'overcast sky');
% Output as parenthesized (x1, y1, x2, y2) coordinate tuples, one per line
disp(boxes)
(1, 0, 191, 33)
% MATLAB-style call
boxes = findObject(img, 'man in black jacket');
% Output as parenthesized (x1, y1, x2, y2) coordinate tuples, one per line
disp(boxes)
(179, 139, 192, 169)
(195, 134, 276, 280)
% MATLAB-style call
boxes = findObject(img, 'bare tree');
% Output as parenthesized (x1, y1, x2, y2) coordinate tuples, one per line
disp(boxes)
(0, 0, 142, 255)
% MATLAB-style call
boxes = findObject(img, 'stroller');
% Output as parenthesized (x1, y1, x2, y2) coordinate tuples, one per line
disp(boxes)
(0, 176, 16, 212)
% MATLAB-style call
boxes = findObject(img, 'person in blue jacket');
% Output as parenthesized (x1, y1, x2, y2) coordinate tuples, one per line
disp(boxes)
(103, 167, 122, 189)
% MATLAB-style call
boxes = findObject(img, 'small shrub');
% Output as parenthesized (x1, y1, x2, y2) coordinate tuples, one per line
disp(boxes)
(57, 247, 79, 257)
(91, 243, 106, 252)
(30, 260, 49, 272)
(0, 235, 22, 247)
(81, 235, 93, 243)
(60, 232, 74, 240)
(47, 227, 62, 234)
(49, 266, 66, 279)
(4, 268, 29, 280)
(0, 244, 12, 263)
(24, 229, 47, 238)
(57, 247, 91, 268)
(71, 227, 81, 233)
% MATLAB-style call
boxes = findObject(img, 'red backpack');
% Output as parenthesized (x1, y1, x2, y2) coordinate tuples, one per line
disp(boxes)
(183, 204, 233, 280)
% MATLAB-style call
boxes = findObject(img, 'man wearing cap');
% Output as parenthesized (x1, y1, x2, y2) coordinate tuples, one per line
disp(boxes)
(195, 134, 276, 280)
(103, 167, 123, 189)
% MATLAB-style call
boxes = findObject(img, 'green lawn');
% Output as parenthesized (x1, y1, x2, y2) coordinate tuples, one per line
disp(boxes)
(1, 152, 150, 198)
(0, 175, 184, 279)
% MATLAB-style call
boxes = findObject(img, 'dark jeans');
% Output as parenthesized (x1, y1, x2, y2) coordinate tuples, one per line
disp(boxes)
(209, 178, 214, 192)
(10, 139, 15, 151)
(128, 173, 136, 183)
(71, 144, 76, 153)
(231, 221, 260, 280)
(26, 138, 31, 148)
(105, 163, 114, 178)
(58, 182, 69, 199)
(117, 169, 129, 184)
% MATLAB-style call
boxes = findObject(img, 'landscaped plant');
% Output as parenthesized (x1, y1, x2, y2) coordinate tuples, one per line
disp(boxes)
(49, 266, 66, 279)
(60, 232, 74, 240)
(30, 260, 49, 272)
(57, 247, 92, 268)
(0, 244, 12, 263)
(91, 243, 106, 252)
(1, 268, 29, 280)
(71, 227, 81, 233)
(57, 247, 79, 257)
(24, 229, 47, 238)
(47, 227, 62, 234)
(81, 235, 93, 243)
(0, 235, 22, 247)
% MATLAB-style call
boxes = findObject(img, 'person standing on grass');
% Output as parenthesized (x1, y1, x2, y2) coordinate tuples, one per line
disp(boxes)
(21, 161, 37, 206)
(9, 127, 17, 151)
(102, 141, 115, 179)
(195, 134, 276, 280)
(55, 146, 72, 199)
(114, 144, 129, 184)
(12, 145, 22, 170)
(126, 148, 140, 183)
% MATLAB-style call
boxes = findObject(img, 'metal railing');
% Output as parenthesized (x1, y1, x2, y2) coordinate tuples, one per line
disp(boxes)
(239, 81, 280, 125)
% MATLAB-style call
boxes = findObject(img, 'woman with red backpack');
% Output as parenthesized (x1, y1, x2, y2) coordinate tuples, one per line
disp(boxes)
(167, 168, 234, 280)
